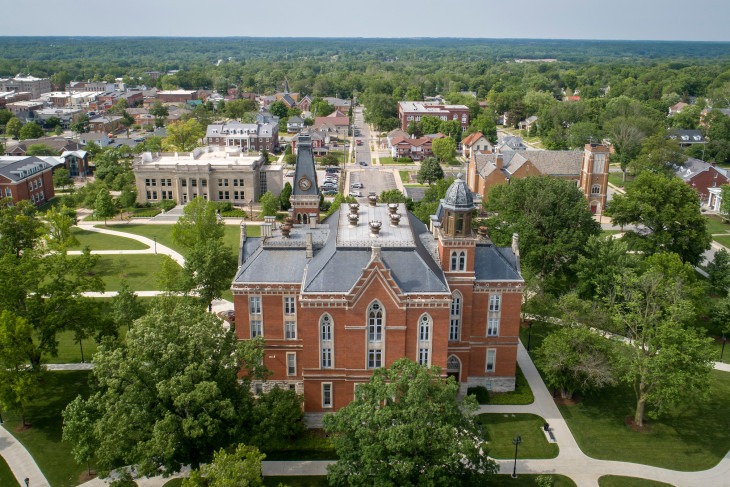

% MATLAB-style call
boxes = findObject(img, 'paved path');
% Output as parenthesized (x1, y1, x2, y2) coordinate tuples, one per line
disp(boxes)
(74, 224, 185, 266)
(0, 424, 50, 487)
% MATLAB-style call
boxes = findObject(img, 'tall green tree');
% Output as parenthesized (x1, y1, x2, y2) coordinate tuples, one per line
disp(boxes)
(183, 238, 237, 312)
(629, 133, 686, 176)
(111, 280, 145, 331)
(5, 117, 22, 138)
(0, 311, 43, 427)
(258, 191, 279, 217)
(26, 144, 59, 156)
(484, 176, 601, 291)
(572, 235, 641, 300)
(416, 157, 444, 184)
(606, 171, 711, 266)
(62, 396, 98, 475)
(149, 101, 169, 127)
(268, 100, 288, 119)
(323, 359, 496, 487)
(53, 168, 73, 189)
(707, 249, 730, 297)
(62, 301, 271, 478)
(432, 136, 456, 162)
(279, 182, 292, 211)
(164, 119, 204, 152)
(19, 121, 43, 140)
(172, 196, 225, 251)
(610, 259, 713, 427)
(94, 188, 116, 225)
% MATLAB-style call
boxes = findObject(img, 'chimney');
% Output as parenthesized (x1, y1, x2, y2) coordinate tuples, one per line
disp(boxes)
(368, 193, 377, 207)
(264, 215, 277, 230)
(495, 153, 503, 169)
(238, 222, 247, 266)
(369, 220, 382, 237)
(370, 243, 382, 262)
(261, 223, 272, 238)
(305, 232, 313, 258)
(512, 233, 521, 272)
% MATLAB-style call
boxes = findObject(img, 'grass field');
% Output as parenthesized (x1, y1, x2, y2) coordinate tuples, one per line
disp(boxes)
(68, 227, 149, 251)
(261, 474, 576, 486)
(88, 254, 173, 292)
(705, 215, 730, 235)
(521, 321, 730, 471)
(598, 476, 674, 487)
(162, 479, 183, 487)
(713, 235, 730, 248)
(608, 172, 633, 188)
(0, 455, 20, 487)
(479, 413, 559, 459)
(263, 429, 337, 461)
(489, 364, 534, 405)
(1, 371, 92, 487)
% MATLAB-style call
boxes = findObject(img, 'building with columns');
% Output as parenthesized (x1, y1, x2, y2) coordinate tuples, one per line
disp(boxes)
(132, 146, 283, 205)
(206, 121, 279, 153)
(232, 139, 524, 416)
(468, 144, 610, 214)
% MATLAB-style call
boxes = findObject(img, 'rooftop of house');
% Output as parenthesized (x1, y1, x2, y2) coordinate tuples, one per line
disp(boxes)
(669, 129, 705, 143)
(206, 121, 278, 138)
(675, 157, 728, 181)
(474, 150, 583, 178)
(0, 156, 53, 182)
(398, 101, 468, 113)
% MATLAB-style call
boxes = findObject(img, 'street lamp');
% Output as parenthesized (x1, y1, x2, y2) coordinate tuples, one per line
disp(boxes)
(527, 319, 533, 352)
(248, 200, 254, 221)
(153, 236, 157, 254)
(511, 434, 522, 478)
(721, 334, 727, 361)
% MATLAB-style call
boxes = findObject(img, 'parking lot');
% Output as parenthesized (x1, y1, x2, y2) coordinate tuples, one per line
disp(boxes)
(347, 168, 397, 201)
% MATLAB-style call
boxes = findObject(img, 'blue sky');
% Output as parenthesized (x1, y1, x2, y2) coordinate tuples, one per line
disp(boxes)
(1, 0, 729, 41)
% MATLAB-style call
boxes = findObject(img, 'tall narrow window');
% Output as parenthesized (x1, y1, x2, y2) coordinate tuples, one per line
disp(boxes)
(487, 318, 500, 336)
(320, 314, 334, 369)
(417, 314, 432, 367)
(285, 321, 296, 339)
(322, 383, 332, 408)
(489, 294, 501, 312)
(287, 353, 296, 376)
(368, 349, 382, 369)
(321, 314, 332, 341)
(368, 302, 383, 342)
(418, 348, 429, 366)
(284, 296, 296, 315)
(321, 348, 332, 368)
(486, 349, 496, 372)
(458, 251, 466, 271)
(250, 320, 262, 338)
(249, 296, 262, 314)
(419, 315, 430, 341)
(450, 251, 458, 271)
(449, 292, 462, 341)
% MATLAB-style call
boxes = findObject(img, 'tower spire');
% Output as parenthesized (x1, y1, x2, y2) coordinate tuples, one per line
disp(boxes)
(291, 134, 320, 224)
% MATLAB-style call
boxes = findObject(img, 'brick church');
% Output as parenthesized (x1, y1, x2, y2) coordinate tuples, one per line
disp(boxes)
(232, 134, 525, 414)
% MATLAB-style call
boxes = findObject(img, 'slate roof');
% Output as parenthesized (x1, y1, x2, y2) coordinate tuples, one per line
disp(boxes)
(473, 150, 582, 178)
(0, 156, 52, 182)
(443, 177, 475, 211)
(7, 137, 82, 155)
(496, 135, 527, 151)
(474, 245, 522, 281)
(675, 157, 728, 181)
(293, 134, 319, 196)
(669, 129, 705, 144)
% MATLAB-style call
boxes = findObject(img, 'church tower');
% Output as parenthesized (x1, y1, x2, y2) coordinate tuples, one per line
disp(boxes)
(436, 176, 477, 275)
(291, 134, 320, 224)
(579, 143, 610, 215)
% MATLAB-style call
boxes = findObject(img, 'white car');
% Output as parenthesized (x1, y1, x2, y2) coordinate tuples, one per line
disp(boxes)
(349, 191, 362, 197)
(286, 170, 295, 177)
(351, 182, 364, 189)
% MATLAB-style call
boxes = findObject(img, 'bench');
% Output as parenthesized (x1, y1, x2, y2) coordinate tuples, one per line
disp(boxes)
(542, 422, 557, 443)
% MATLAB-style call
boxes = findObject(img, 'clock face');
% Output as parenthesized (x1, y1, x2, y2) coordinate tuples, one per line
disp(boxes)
(298, 176, 312, 191)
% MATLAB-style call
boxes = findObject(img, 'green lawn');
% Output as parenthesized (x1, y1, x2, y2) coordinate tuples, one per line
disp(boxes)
(491, 475, 576, 487)
(88, 254, 174, 292)
(2, 371, 92, 487)
(599, 476, 674, 487)
(263, 477, 329, 487)
(49, 325, 127, 364)
(705, 215, 730, 235)
(489, 364, 534, 405)
(263, 429, 337, 461)
(522, 322, 730, 470)
(399, 170, 412, 183)
(0, 455, 20, 487)
(380, 157, 414, 165)
(608, 172, 632, 188)
(479, 414, 558, 459)
(713, 235, 730, 248)
(68, 227, 149, 251)
(162, 479, 184, 487)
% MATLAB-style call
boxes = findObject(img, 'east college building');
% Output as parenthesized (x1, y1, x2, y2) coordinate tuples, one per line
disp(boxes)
(232, 135, 524, 415)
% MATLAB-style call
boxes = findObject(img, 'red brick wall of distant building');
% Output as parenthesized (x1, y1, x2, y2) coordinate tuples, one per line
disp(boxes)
(0, 169, 54, 207)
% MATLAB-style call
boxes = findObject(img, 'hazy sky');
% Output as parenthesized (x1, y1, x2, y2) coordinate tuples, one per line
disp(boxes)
(1, 0, 729, 41)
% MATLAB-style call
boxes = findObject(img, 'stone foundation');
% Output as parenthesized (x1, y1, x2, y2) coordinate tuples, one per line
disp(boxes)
(460, 375, 515, 394)
(250, 380, 303, 395)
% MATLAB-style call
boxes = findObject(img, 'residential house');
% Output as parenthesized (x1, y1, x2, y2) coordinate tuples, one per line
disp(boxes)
(468, 144, 610, 214)
(287, 116, 306, 133)
(292, 130, 329, 156)
(461, 132, 493, 159)
(674, 157, 729, 205)
(669, 129, 705, 148)
(256, 111, 280, 126)
(518, 115, 538, 132)
(314, 111, 349, 138)
(0, 156, 55, 206)
(669, 102, 688, 115)
(6, 137, 83, 156)
(78, 133, 111, 147)
(88, 115, 123, 134)
(322, 97, 351, 113)
(496, 136, 527, 151)
(389, 136, 434, 161)
(232, 140, 524, 415)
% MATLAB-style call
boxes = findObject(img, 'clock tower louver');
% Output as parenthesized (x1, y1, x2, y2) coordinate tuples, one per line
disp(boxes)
(291, 134, 320, 224)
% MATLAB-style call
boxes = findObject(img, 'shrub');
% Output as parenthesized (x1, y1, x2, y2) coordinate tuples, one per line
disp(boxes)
(132, 208, 161, 217)
(467, 386, 490, 404)
(159, 199, 176, 212)
(397, 157, 412, 162)
(210, 201, 233, 213)
(221, 209, 248, 218)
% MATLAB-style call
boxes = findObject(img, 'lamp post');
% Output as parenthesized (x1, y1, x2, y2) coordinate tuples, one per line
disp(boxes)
(527, 320, 533, 352)
(25, 478, 29, 487)
(511, 434, 522, 478)
(248, 200, 254, 221)
(153, 236, 157, 254)
(721, 334, 727, 361)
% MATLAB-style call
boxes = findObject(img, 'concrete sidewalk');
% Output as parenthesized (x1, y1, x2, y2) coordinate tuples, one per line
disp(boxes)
(0, 424, 50, 487)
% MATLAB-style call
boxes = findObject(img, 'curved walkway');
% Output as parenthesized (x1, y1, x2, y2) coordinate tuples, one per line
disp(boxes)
(0, 425, 50, 487)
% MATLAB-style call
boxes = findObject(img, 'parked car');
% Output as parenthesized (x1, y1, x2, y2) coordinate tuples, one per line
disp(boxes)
(356, 140, 363, 145)
(359, 161, 367, 166)
(286, 170, 295, 177)
(322, 189, 338, 195)
(325, 167, 340, 173)
(349, 191, 362, 197)
(351, 182, 364, 189)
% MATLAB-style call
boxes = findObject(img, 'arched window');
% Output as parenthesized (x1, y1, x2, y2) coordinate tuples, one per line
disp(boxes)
(458, 251, 466, 271)
(320, 314, 332, 341)
(591, 184, 601, 195)
(368, 301, 383, 342)
(297, 213, 302, 223)
(419, 314, 431, 341)
(450, 251, 458, 271)
(302, 213, 309, 224)
(449, 292, 462, 341)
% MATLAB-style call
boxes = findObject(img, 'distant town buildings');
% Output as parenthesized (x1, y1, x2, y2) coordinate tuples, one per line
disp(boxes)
(0, 74, 51, 98)
(397, 101, 470, 132)
(205, 121, 279, 152)
(0, 156, 55, 206)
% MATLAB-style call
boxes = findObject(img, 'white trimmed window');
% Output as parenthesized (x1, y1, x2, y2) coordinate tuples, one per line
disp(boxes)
(489, 294, 501, 312)
(322, 383, 332, 408)
(321, 348, 332, 368)
(450, 251, 458, 271)
(320, 314, 334, 369)
(285, 321, 296, 340)
(368, 349, 382, 369)
(458, 251, 466, 271)
(284, 296, 296, 315)
(250, 320, 262, 338)
(486, 349, 496, 372)
(419, 315, 430, 341)
(418, 348, 429, 366)
(321, 314, 332, 341)
(487, 317, 500, 337)
(591, 184, 601, 195)
(286, 353, 296, 376)
(368, 302, 383, 342)
(417, 314, 432, 366)
(249, 296, 262, 314)
(449, 292, 461, 341)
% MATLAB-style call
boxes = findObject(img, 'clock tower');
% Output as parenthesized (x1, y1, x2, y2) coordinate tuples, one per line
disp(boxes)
(291, 134, 320, 224)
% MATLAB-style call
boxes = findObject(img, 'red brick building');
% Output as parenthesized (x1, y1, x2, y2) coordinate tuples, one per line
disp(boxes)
(0, 156, 55, 206)
(205, 121, 279, 152)
(675, 157, 730, 205)
(397, 101, 470, 132)
(157, 90, 198, 103)
(232, 136, 524, 417)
